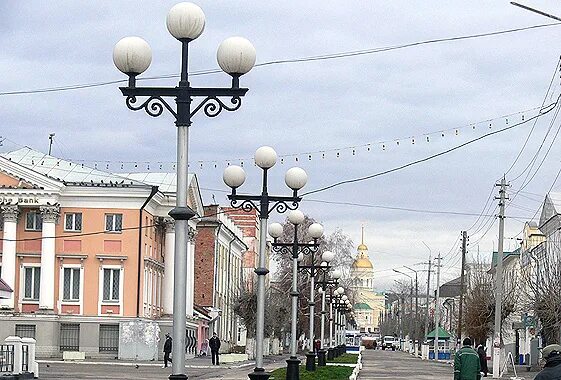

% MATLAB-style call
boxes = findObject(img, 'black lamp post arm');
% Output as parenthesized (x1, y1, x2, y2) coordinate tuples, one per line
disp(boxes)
(125, 95, 177, 118)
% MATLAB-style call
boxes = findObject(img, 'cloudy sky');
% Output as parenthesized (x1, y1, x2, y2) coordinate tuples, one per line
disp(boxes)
(2, 1, 561, 289)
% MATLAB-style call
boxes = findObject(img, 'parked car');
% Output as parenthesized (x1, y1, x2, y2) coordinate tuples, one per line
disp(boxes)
(382, 336, 397, 351)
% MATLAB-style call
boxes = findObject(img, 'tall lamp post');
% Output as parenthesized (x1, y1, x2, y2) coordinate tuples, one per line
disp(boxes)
(330, 287, 345, 357)
(297, 250, 335, 371)
(334, 296, 352, 354)
(325, 278, 341, 360)
(223, 146, 308, 380)
(113, 4, 255, 379)
(404, 266, 419, 354)
(317, 268, 341, 365)
(268, 212, 324, 380)
(394, 269, 414, 352)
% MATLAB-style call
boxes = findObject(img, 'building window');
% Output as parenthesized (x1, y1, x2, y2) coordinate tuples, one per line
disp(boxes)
(15, 324, 36, 339)
(105, 214, 123, 232)
(23, 267, 40, 300)
(99, 324, 119, 353)
(60, 323, 80, 351)
(102, 268, 120, 302)
(63, 268, 81, 301)
(25, 211, 42, 231)
(64, 213, 82, 232)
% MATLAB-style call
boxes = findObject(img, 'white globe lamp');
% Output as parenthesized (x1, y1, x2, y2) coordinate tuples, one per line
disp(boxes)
(254, 146, 277, 169)
(288, 210, 305, 225)
(322, 250, 335, 263)
(268, 223, 283, 239)
(285, 167, 308, 190)
(223, 165, 246, 189)
(308, 223, 323, 239)
(331, 269, 342, 280)
(217, 37, 256, 75)
(166, 2, 206, 40)
(113, 37, 152, 75)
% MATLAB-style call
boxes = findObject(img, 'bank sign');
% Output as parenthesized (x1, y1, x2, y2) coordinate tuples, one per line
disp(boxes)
(0, 196, 53, 205)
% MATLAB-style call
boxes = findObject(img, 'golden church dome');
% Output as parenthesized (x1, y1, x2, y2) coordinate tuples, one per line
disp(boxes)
(357, 243, 368, 251)
(352, 257, 373, 269)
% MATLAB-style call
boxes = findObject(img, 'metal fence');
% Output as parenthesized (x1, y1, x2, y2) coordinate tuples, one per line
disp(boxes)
(99, 324, 119, 353)
(0, 344, 14, 373)
(15, 324, 36, 339)
(60, 323, 80, 351)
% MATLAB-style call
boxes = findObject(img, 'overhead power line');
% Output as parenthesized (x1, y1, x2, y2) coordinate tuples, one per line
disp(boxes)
(0, 22, 560, 96)
(301, 99, 560, 196)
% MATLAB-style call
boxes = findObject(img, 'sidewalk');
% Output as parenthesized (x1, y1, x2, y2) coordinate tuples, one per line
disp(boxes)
(39, 354, 289, 380)
(37, 355, 258, 370)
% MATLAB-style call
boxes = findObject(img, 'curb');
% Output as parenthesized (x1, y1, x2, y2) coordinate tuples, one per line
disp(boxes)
(348, 350, 363, 380)
(37, 359, 255, 369)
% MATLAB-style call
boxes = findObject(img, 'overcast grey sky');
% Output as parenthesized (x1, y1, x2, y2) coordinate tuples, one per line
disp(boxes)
(2, 1, 561, 289)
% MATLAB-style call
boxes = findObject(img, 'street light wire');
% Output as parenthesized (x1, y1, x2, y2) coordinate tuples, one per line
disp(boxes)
(0, 22, 560, 96)
(301, 99, 559, 197)
(504, 56, 561, 176)
(303, 198, 532, 219)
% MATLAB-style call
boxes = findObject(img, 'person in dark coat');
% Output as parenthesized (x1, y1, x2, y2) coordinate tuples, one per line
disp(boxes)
(163, 333, 172, 368)
(454, 337, 481, 380)
(535, 344, 561, 380)
(209, 332, 221, 365)
(477, 344, 488, 377)
(314, 339, 321, 354)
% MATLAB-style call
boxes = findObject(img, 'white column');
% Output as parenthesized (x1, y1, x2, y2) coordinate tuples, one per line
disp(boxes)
(39, 205, 59, 311)
(1, 205, 18, 309)
(5, 336, 23, 374)
(186, 226, 196, 317)
(21, 337, 38, 377)
(163, 219, 175, 315)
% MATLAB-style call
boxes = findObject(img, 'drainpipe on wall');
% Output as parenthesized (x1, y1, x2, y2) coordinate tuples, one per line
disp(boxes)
(212, 218, 223, 335)
(136, 186, 159, 317)
(226, 236, 236, 346)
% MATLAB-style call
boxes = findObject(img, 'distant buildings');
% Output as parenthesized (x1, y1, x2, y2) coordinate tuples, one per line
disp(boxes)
(349, 229, 385, 335)
(193, 205, 247, 352)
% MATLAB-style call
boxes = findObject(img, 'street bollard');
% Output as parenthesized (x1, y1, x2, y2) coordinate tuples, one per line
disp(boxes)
(317, 349, 327, 366)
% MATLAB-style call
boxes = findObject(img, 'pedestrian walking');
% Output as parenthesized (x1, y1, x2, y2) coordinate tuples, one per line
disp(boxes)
(209, 332, 221, 365)
(454, 337, 481, 380)
(163, 333, 172, 368)
(314, 338, 321, 354)
(534, 344, 561, 380)
(477, 344, 488, 377)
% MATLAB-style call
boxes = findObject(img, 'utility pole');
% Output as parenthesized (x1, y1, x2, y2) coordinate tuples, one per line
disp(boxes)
(434, 253, 442, 360)
(48, 133, 55, 155)
(457, 231, 467, 344)
(493, 176, 508, 378)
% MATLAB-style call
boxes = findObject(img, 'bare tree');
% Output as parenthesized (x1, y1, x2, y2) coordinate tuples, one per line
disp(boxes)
(269, 215, 355, 344)
(520, 236, 561, 345)
(463, 255, 518, 346)
(232, 280, 291, 340)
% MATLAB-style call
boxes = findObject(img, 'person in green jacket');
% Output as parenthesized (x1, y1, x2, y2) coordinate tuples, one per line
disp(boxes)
(454, 337, 482, 380)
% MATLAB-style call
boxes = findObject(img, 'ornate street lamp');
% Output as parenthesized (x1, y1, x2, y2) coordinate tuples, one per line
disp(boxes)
(297, 249, 335, 371)
(224, 146, 308, 380)
(330, 287, 346, 357)
(269, 211, 323, 380)
(113, 4, 255, 380)
(317, 268, 341, 364)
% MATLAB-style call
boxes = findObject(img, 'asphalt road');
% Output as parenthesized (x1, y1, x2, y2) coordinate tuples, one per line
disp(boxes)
(358, 349, 541, 380)
(358, 349, 452, 380)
